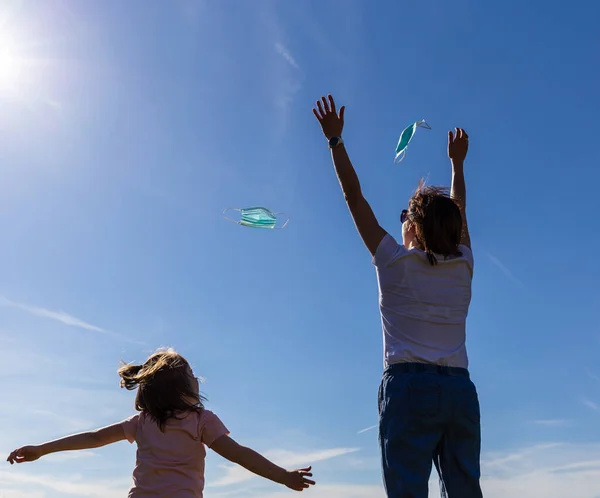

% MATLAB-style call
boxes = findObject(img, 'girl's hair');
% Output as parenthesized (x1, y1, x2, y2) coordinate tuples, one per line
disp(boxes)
(118, 348, 206, 431)
(407, 180, 463, 266)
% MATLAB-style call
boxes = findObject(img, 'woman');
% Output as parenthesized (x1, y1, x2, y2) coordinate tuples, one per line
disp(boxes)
(313, 95, 482, 498)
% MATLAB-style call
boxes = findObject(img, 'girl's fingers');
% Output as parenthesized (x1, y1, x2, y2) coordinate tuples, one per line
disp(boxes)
(312, 108, 322, 121)
(321, 96, 329, 113)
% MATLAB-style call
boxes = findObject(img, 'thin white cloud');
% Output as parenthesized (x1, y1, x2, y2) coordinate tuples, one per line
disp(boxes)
(209, 447, 359, 487)
(274, 42, 299, 69)
(583, 399, 600, 414)
(357, 424, 377, 434)
(43, 450, 97, 462)
(0, 490, 46, 498)
(479, 442, 600, 498)
(241, 484, 386, 498)
(486, 253, 526, 288)
(0, 295, 140, 343)
(0, 470, 129, 498)
(0, 295, 106, 333)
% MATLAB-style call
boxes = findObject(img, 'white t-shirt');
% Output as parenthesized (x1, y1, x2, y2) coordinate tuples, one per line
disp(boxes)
(373, 233, 474, 368)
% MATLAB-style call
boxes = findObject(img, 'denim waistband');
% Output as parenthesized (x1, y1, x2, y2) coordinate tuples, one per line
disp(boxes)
(385, 362, 470, 378)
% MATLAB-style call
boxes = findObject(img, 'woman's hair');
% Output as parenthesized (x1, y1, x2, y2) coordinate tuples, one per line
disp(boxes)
(407, 180, 463, 266)
(118, 348, 206, 431)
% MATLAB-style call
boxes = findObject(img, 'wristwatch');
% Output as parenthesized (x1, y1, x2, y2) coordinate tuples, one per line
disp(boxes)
(328, 136, 344, 149)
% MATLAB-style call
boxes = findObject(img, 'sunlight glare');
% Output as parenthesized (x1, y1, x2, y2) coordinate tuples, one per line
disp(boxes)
(0, 34, 29, 96)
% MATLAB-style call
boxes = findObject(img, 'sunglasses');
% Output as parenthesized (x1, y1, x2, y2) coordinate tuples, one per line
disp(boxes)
(400, 209, 409, 224)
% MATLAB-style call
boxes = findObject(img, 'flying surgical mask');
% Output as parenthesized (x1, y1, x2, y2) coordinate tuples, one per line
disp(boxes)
(223, 206, 290, 229)
(394, 120, 431, 163)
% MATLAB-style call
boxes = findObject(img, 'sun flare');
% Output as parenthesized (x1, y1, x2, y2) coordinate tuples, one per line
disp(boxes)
(0, 45, 25, 92)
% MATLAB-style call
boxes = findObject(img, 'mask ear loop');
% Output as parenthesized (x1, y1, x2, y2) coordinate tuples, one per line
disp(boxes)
(394, 149, 407, 163)
(222, 207, 242, 224)
(273, 213, 290, 229)
(416, 120, 431, 130)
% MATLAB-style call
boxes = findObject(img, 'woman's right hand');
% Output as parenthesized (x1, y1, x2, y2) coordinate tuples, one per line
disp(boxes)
(313, 95, 345, 140)
(282, 466, 315, 491)
(448, 128, 469, 164)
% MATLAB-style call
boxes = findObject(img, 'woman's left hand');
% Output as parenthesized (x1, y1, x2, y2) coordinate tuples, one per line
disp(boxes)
(7, 445, 43, 464)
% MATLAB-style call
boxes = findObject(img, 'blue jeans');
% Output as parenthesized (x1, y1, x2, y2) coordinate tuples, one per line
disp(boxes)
(379, 362, 483, 498)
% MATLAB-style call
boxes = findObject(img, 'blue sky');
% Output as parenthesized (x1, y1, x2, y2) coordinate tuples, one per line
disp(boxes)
(1, 0, 599, 496)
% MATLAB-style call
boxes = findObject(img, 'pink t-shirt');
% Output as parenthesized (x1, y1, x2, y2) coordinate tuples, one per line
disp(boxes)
(120, 409, 229, 498)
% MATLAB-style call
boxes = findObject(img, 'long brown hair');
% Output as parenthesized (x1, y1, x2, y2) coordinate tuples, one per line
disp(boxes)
(407, 180, 463, 266)
(118, 348, 206, 431)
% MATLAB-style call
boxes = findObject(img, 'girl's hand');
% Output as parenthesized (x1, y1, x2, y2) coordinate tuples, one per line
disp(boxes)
(7, 445, 43, 464)
(448, 128, 469, 163)
(313, 95, 345, 140)
(282, 466, 315, 491)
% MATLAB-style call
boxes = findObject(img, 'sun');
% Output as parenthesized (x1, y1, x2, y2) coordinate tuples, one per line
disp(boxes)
(0, 45, 25, 92)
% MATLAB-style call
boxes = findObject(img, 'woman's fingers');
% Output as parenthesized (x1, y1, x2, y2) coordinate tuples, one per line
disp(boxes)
(316, 100, 325, 117)
(328, 94, 336, 114)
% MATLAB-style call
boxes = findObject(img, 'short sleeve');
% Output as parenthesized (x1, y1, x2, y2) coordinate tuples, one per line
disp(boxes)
(199, 410, 229, 448)
(372, 233, 407, 268)
(120, 414, 139, 444)
(458, 244, 474, 268)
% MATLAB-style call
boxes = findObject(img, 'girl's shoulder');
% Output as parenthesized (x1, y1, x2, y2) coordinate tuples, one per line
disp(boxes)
(169, 408, 226, 431)
(157, 408, 229, 446)
(195, 408, 230, 447)
(130, 409, 229, 447)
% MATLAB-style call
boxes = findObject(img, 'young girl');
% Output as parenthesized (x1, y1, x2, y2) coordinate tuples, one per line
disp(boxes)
(6, 348, 315, 496)
(313, 95, 482, 498)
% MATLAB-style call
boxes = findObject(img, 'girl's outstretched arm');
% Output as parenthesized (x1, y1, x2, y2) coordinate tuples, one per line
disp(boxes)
(7, 423, 127, 464)
(211, 434, 315, 492)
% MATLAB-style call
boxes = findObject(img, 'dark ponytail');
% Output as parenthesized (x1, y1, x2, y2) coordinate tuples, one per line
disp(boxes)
(408, 181, 463, 266)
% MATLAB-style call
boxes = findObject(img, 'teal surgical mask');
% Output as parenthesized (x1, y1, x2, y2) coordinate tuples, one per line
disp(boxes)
(223, 206, 290, 229)
(394, 120, 431, 163)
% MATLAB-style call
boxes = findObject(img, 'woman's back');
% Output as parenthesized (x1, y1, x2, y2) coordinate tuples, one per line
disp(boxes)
(121, 409, 228, 497)
(374, 233, 474, 368)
